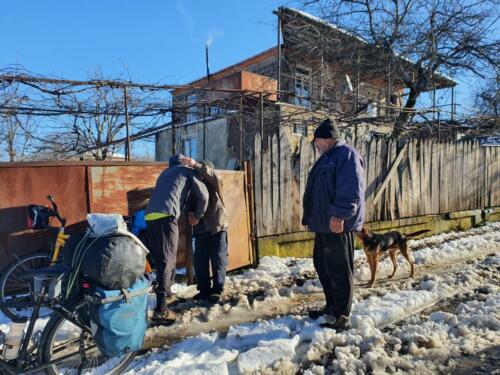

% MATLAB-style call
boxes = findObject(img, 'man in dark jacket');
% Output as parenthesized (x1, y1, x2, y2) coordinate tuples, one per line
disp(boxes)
(145, 154, 209, 324)
(180, 156, 229, 303)
(302, 118, 365, 330)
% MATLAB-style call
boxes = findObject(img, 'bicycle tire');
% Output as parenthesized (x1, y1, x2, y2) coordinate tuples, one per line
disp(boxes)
(0, 251, 50, 321)
(40, 299, 137, 375)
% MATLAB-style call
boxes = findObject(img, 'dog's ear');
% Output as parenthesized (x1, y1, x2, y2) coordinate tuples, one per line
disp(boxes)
(357, 226, 368, 239)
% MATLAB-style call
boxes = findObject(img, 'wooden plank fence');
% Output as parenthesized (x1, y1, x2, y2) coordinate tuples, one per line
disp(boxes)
(253, 134, 500, 237)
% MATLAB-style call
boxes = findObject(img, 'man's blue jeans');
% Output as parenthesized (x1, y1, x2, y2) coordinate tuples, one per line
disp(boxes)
(193, 231, 228, 295)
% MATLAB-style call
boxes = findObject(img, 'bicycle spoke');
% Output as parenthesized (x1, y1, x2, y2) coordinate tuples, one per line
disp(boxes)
(0, 253, 53, 321)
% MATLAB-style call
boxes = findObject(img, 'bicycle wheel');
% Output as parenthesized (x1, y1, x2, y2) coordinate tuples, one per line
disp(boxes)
(41, 300, 137, 375)
(0, 251, 50, 321)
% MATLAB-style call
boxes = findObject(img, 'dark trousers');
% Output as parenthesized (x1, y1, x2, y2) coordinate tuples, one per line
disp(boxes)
(313, 231, 355, 318)
(146, 216, 178, 312)
(193, 231, 228, 295)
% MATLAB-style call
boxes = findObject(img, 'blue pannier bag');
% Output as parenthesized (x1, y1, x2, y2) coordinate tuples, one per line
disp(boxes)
(85, 276, 150, 357)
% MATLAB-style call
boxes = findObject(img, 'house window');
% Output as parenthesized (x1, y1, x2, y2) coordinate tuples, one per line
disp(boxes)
(183, 136, 198, 159)
(293, 122, 307, 136)
(209, 106, 224, 116)
(186, 94, 198, 123)
(367, 101, 378, 117)
(295, 67, 312, 108)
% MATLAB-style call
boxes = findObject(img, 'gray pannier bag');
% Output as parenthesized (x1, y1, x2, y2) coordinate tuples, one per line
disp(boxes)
(63, 214, 149, 291)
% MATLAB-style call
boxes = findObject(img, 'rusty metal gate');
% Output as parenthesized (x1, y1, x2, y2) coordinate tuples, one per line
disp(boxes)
(0, 161, 255, 274)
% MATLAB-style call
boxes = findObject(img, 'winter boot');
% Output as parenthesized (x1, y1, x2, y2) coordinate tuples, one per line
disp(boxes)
(193, 291, 210, 301)
(320, 315, 352, 331)
(152, 309, 178, 325)
(308, 305, 332, 320)
(208, 293, 221, 303)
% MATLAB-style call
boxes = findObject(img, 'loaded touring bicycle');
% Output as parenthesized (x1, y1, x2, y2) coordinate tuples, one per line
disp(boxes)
(0, 196, 151, 374)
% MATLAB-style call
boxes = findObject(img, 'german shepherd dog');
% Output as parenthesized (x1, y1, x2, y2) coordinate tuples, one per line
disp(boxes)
(357, 227, 430, 287)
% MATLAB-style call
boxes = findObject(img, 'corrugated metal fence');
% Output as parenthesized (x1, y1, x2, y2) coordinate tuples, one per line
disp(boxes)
(253, 132, 500, 237)
(0, 161, 254, 272)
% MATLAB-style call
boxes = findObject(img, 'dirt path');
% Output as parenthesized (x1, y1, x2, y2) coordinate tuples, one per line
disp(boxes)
(143, 239, 499, 350)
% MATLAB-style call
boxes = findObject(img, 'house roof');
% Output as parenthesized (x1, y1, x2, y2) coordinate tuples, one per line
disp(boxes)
(173, 7, 456, 97)
(278, 7, 457, 88)
(172, 47, 278, 96)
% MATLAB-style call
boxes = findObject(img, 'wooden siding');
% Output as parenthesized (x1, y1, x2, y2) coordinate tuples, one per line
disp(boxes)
(253, 135, 499, 237)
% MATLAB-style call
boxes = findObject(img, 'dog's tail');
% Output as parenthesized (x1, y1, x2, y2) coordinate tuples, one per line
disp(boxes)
(404, 229, 431, 239)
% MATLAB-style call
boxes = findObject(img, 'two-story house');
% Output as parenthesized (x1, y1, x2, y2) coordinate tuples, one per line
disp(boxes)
(156, 7, 455, 169)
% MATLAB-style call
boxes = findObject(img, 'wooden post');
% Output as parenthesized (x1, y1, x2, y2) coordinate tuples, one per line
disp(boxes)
(320, 34, 324, 103)
(123, 87, 131, 161)
(203, 103, 206, 159)
(451, 86, 455, 121)
(172, 122, 176, 155)
(356, 52, 360, 110)
(254, 133, 263, 236)
(239, 96, 243, 166)
(432, 82, 436, 122)
(244, 161, 257, 264)
(277, 12, 281, 102)
(260, 93, 264, 139)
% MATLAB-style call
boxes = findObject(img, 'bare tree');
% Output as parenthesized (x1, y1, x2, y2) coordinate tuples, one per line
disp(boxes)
(14, 68, 172, 160)
(47, 79, 128, 160)
(300, 0, 500, 136)
(475, 74, 500, 117)
(470, 73, 500, 135)
(0, 82, 38, 161)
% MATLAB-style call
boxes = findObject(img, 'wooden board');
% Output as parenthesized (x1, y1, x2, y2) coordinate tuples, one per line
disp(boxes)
(253, 133, 263, 235)
(271, 134, 280, 234)
(279, 131, 292, 233)
(262, 137, 272, 236)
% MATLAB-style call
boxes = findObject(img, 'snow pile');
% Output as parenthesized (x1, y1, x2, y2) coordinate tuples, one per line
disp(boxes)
(0, 223, 497, 374)
(129, 282, 499, 374)
(126, 242, 499, 374)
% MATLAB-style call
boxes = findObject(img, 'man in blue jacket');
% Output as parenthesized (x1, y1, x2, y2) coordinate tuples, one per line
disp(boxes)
(302, 118, 365, 330)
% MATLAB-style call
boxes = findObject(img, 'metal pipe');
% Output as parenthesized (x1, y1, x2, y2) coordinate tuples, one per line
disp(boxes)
(205, 44, 210, 83)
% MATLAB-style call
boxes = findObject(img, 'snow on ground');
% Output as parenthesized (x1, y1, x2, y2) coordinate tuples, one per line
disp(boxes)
(0, 310, 9, 334)
(0, 223, 498, 374)
(124, 223, 500, 375)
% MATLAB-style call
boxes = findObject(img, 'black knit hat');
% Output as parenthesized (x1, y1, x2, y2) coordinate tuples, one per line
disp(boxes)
(313, 118, 342, 140)
(169, 154, 182, 166)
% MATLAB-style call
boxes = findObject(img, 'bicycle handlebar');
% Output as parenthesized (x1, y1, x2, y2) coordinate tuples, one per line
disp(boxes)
(46, 195, 67, 227)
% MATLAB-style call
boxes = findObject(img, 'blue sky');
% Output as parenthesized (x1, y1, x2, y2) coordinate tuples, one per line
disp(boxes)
(0, 0, 289, 84)
(0, 0, 491, 129)
(1, 1, 487, 107)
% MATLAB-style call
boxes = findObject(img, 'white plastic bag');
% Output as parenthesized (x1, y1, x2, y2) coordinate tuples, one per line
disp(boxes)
(86, 213, 149, 254)
(86, 213, 127, 235)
